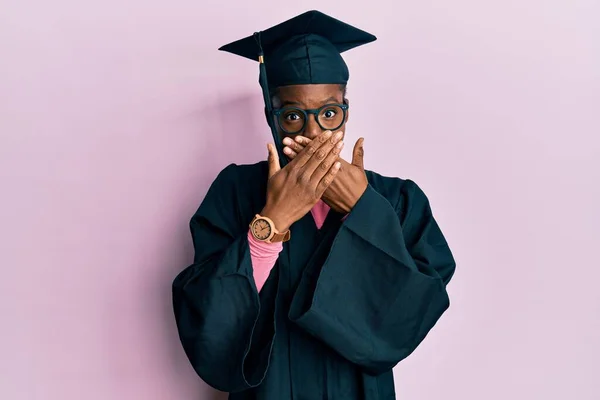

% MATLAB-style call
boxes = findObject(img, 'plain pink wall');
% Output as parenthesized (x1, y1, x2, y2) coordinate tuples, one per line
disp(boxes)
(1, 1, 599, 399)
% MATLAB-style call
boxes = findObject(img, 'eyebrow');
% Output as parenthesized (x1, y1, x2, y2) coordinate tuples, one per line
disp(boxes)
(281, 96, 341, 107)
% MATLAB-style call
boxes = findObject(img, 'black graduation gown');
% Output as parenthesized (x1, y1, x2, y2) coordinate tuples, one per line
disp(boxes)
(172, 161, 455, 399)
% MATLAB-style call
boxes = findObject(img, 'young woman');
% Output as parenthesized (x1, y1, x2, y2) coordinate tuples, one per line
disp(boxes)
(172, 10, 456, 400)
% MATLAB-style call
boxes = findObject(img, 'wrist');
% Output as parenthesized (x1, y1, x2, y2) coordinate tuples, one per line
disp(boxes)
(348, 181, 368, 209)
(260, 206, 291, 232)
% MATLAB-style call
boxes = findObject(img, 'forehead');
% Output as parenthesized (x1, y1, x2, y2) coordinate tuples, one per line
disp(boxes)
(276, 84, 343, 105)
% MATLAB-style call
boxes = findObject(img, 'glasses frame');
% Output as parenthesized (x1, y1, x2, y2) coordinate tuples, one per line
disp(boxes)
(272, 103, 349, 135)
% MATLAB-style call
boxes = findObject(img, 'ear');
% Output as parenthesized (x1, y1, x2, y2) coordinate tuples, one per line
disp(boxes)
(344, 98, 350, 124)
(265, 108, 285, 143)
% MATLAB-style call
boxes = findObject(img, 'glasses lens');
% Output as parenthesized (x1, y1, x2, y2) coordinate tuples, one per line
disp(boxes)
(317, 105, 345, 131)
(278, 107, 306, 134)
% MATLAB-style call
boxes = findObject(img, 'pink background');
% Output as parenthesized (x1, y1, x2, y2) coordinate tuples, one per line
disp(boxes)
(1, 1, 599, 399)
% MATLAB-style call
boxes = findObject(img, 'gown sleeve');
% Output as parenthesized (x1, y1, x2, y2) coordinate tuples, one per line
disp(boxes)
(172, 164, 277, 393)
(288, 180, 456, 376)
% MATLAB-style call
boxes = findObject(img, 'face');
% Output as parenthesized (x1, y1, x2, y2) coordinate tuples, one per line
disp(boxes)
(272, 84, 349, 147)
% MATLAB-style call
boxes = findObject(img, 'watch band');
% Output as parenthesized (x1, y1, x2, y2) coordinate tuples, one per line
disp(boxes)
(269, 228, 291, 243)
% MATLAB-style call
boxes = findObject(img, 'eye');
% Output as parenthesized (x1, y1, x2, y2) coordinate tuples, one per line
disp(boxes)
(322, 108, 338, 119)
(284, 112, 302, 121)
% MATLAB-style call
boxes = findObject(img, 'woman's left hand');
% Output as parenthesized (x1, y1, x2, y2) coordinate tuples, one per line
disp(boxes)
(282, 135, 368, 213)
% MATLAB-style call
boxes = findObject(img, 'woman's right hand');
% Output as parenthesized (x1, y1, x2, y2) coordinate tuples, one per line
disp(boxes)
(261, 130, 344, 232)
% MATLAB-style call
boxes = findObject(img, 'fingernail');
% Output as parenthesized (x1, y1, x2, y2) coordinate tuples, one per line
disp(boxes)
(335, 131, 343, 139)
(284, 147, 291, 154)
(336, 140, 344, 148)
(295, 136, 303, 142)
(334, 161, 341, 169)
(325, 131, 333, 137)
(283, 137, 292, 145)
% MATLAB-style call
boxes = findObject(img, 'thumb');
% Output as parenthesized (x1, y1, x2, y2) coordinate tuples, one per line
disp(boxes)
(352, 137, 365, 169)
(267, 143, 281, 178)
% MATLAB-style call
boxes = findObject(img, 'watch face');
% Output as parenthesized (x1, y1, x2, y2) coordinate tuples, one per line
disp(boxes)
(252, 218, 272, 240)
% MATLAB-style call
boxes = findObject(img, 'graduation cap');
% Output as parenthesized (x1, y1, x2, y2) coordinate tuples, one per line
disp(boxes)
(219, 10, 376, 166)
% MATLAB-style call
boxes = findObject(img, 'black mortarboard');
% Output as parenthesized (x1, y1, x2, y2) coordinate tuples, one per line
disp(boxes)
(219, 10, 376, 166)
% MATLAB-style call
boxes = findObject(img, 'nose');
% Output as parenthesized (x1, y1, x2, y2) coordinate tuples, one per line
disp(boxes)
(303, 114, 322, 140)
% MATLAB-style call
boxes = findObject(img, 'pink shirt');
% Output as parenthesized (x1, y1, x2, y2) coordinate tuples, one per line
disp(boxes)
(248, 200, 337, 291)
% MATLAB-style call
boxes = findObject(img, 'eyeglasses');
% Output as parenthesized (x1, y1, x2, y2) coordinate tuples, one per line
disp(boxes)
(272, 103, 349, 135)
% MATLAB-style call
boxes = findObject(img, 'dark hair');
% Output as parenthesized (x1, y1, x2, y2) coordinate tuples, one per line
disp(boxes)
(269, 84, 348, 108)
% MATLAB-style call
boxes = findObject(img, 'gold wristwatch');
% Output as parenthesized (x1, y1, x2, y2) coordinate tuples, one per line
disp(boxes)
(249, 214, 291, 243)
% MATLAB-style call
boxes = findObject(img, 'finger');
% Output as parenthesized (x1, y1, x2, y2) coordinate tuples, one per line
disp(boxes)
(282, 137, 304, 154)
(290, 130, 333, 169)
(301, 131, 344, 178)
(316, 161, 342, 197)
(267, 143, 280, 178)
(310, 138, 344, 183)
(283, 146, 299, 159)
(352, 137, 365, 169)
(294, 135, 312, 146)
